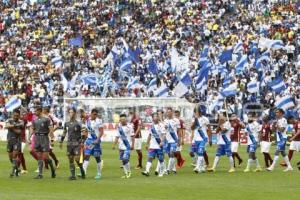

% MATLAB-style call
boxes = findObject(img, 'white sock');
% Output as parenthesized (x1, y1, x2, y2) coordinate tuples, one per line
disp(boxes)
(155, 162, 160, 172)
(212, 156, 220, 169)
(159, 161, 165, 174)
(196, 156, 204, 170)
(229, 156, 234, 168)
(283, 156, 292, 168)
(123, 163, 128, 174)
(246, 159, 253, 169)
(96, 162, 102, 175)
(255, 159, 261, 168)
(168, 158, 175, 171)
(145, 161, 152, 173)
(270, 155, 279, 169)
(191, 155, 196, 164)
(127, 162, 131, 173)
(83, 160, 89, 174)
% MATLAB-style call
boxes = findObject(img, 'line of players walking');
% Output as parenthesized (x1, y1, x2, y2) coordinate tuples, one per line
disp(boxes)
(4, 105, 300, 180)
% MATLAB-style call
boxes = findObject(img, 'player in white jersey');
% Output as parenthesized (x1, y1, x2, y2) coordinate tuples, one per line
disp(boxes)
(243, 113, 262, 172)
(142, 113, 166, 177)
(267, 109, 293, 172)
(82, 109, 104, 179)
(191, 107, 210, 173)
(163, 108, 181, 174)
(208, 114, 235, 173)
(112, 114, 135, 178)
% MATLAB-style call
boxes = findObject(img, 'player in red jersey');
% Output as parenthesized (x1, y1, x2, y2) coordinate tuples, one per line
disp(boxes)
(229, 114, 244, 167)
(43, 107, 60, 169)
(280, 116, 300, 166)
(174, 110, 185, 169)
(130, 110, 143, 169)
(260, 115, 273, 168)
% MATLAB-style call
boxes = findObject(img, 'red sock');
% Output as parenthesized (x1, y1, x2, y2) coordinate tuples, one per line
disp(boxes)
(18, 153, 27, 170)
(30, 151, 39, 161)
(137, 150, 143, 167)
(288, 150, 294, 161)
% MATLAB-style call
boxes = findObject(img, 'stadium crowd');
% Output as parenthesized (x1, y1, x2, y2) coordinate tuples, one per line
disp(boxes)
(0, 0, 299, 121)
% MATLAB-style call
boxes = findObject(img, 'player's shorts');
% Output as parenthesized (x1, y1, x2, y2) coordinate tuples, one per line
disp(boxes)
(119, 149, 131, 161)
(67, 141, 81, 156)
(21, 142, 26, 153)
(85, 144, 102, 157)
(231, 141, 239, 153)
(163, 141, 168, 154)
(195, 140, 207, 156)
(35, 135, 50, 152)
(166, 143, 177, 155)
(289, 141, 300, 152)
(190, 143, 197, 154)
(276, 140, 286, 152)
(7, 137, 21, 153)
(247, 144, 257, 153)
(216, 144, 232, 157)
(148, 148, 164, 162)
(134, 138, 142, 150)
(260, 141, 271, 153)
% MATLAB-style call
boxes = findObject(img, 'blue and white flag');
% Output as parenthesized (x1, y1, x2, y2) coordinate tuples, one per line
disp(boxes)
(196, 64, 210, 90)
(198, 46, 209, 67)
(255, 52, 270, 70)
(221, 83, 237, 97)
(127, 78, 139, 90)
(51, 56, 63, 68)
(235, 54, 247, 74)
(208, 93, 224, 112)
(81, 74, 99, 86)
(268, 78, 286, 94)
(258, 38, 285, 50)
(173, 72, 192, 97)
(218, 49, 233, 64)
(233, 41, 243, 53)
(120, 59, 132, 71)
(222, 76, 232, 88)
(247, 81, 259, 93)
(5, 96, 22, 112)
(154, 83, 169, 97)
(148, 58, 158, 74)
(147, 78, 157, 92)
(275, 95, 295, 110)
(68, 36, 83, 47)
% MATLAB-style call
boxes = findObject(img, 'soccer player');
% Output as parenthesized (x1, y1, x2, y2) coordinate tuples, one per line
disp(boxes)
(174, 110, 185, 169)
(267, 109, 293, 172)
(260, 115, 273, 168)
(130, 110, 143, 169)
(142, 112, 166, 177)
(229, 114, 244, 167)
(163, 108, 181, 174)
(82, 108, 104, 179)
(43, 106, 60, 169)
(191, 107, 210, 173)
(280, 116, 300, 166)
(112, 114, 135, 178)
(31, 106, 56, 179)
(59, 107, 86, 180)
(243, 113, 262, 172)
(5, 109, 24, 177)
(208, 114, 235, 173)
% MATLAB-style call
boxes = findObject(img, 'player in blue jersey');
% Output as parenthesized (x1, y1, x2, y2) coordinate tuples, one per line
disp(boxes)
(191, 107, 210, 173)
(142, 113, 166, 177)
(243, 113, 262, 172)
(267, 109, 293, 172)
(112, 114, 135, 178)
(208, 114, 235, 173)
(82, 109, 104, 179)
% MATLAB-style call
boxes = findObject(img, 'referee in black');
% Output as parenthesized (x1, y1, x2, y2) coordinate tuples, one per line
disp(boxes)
(59, 107, 86, 180)
(31, 105, 56, 179)
(5, 109, 24, 177)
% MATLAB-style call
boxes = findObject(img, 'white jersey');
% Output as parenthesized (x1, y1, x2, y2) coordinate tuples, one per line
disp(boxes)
(149, 123, 166, 149)
(193, 116, 209, 142)
(164, 118, 180, 143)
(86, 118, 103, 139)
(217, 121, 232, 145)
(276, 117, 288, 142)
(116, 123, 134, 150)
(246, 121, 261, 145)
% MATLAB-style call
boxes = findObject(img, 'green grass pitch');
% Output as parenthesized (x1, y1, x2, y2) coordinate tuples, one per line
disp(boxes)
(0, 142, 300, 200)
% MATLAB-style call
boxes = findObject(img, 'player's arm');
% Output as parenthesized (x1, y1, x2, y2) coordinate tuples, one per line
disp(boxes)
(135, 120, 142, 137)
(207, 124, 212, 146)
(94, 125, 104, 144)
(112, 136, 119, 150)
(48, 119, 55, 143)
(59, 124, 67, 149)
(290, 126, 300, 141)
(5, 120, 15, 129)
(145, 133, 151, 150)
